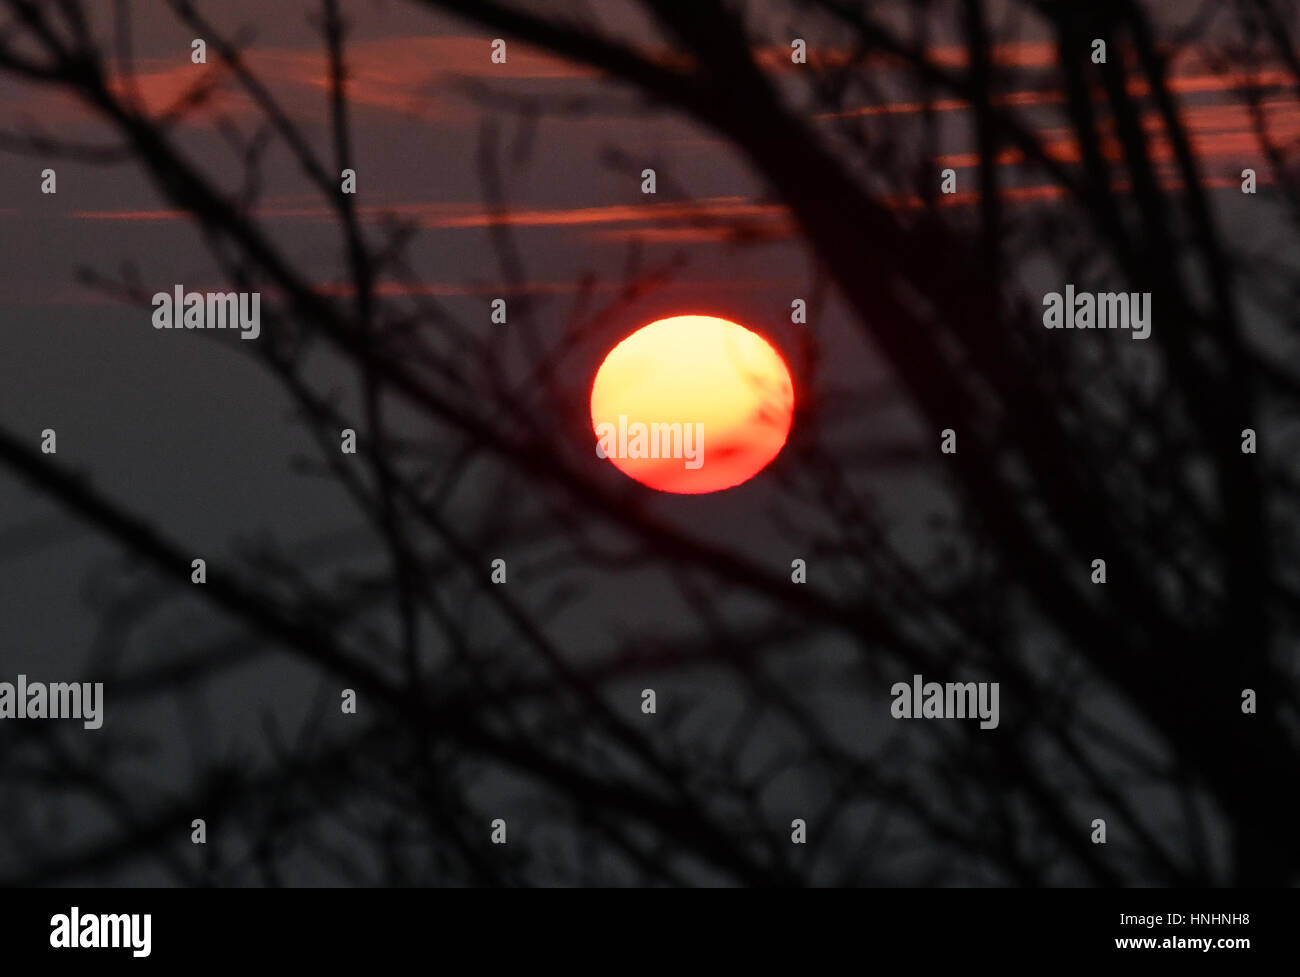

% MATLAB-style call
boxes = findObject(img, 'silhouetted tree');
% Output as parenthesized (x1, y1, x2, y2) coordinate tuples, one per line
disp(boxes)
(0, 0, 1297, 886)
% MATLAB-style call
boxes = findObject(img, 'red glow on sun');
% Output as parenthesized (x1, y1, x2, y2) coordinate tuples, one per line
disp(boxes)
(590, 315, 795, 494)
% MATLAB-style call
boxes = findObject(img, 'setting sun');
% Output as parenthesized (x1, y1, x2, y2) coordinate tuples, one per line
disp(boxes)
(590, 314, 795, 494)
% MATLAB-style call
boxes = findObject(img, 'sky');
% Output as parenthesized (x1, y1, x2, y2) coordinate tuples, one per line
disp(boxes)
(0, 0, 1289, 308)
(0, 0, 1295, 884)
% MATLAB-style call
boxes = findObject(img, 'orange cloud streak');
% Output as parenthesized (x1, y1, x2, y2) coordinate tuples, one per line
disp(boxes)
(70, 197, 788, 228)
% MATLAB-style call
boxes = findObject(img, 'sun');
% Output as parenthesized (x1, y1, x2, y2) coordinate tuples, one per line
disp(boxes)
(590, 314, 795, 494)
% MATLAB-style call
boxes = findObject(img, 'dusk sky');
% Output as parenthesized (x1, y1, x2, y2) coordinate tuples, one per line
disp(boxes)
(1, 0, 1297, 891)
(0, 1, 1288, 309)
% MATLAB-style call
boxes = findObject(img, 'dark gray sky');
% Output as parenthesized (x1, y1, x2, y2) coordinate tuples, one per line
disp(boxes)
(0, 0, 1289, 885)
